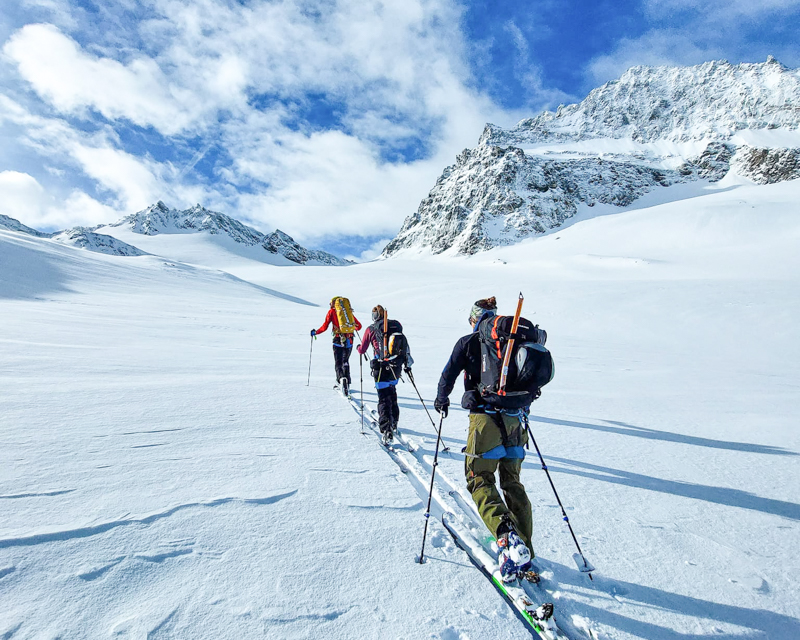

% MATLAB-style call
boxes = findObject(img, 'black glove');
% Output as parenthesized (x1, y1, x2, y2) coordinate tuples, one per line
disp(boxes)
(310, 329, 316, 337)
(434, 397, 449, 418)
(403, 365, 413, 379)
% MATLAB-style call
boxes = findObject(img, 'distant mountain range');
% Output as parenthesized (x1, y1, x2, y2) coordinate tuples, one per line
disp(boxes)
(0, 203, 351, 266)
(383, 57, 800, 256)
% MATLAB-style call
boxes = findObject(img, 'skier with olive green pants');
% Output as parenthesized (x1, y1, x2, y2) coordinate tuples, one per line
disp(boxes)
(434, 297, 534, 583)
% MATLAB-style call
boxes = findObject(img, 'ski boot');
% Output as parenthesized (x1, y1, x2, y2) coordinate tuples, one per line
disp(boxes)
(340, 377, 349, 396)
(497, 526, 532, 583)
(381, 428, 393, 445)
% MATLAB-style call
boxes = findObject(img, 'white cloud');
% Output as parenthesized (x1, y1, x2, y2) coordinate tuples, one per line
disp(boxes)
(0, 95, 167, 211)
(0, 170, 122, 230)
(4, 23, 202, 135)
(19, 0, 78, 30)
(587, 30, 723, 86)
(0, 170, 48, 220)
(344, 237, 393, 263)
(230, 127, 440, 240)
(69, 144, 162, 210)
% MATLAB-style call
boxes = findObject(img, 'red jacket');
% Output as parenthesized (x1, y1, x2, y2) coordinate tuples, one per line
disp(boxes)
(316, 308, 362, 336)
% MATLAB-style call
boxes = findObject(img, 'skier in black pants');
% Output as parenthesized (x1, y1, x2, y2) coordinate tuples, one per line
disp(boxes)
(357, 305, 413, 443)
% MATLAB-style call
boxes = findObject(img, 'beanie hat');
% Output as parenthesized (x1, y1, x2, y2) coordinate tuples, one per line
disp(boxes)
(469, 297, 497, 324)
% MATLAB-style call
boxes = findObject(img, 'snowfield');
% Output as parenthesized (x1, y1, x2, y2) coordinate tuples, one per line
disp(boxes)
(1, 179, 799, 639)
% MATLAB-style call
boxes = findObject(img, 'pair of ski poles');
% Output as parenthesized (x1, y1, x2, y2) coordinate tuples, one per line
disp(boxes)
(416, 407, 593, 576)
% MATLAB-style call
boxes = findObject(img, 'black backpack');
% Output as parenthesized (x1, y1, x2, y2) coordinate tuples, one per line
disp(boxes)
(372, 319, 409, 380)
(476, 314, 553, 409)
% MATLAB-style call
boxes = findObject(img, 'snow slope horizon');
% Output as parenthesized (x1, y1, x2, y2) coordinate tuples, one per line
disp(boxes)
(1, 178, 799, 638)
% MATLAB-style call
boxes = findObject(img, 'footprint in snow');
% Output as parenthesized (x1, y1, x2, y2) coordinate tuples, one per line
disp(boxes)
(434, 626, 470, 640)
(429, 530, 450, 550)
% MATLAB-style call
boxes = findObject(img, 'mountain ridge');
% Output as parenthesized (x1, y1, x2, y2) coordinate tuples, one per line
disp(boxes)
(106, 202, 352, 266)
(1, 204, 351, 266)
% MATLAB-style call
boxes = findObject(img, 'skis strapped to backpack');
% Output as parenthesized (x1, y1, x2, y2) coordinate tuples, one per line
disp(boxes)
(477, 293, 554, 410)
(331, 296, 357, 334)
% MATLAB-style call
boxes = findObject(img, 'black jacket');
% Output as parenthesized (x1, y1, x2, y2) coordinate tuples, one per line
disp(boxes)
(436, 331, 485, 412)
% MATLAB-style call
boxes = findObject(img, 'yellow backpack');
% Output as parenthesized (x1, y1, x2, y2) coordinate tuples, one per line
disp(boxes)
(331, 296, 357, 334)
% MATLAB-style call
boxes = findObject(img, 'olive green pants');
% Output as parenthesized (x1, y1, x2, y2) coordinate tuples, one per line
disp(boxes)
(465, 412, 533, 551)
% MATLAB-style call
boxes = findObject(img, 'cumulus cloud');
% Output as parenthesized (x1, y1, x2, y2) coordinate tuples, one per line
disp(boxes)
(0, 170, 48, 219)
(3, 24, 202, 135)
(0, 95, 168, 211)
(0, 170, 122, 229)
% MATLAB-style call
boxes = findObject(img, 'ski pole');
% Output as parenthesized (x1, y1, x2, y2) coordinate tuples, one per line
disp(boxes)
(359, 354, 365, 435)
(416, 412, 445, 565)
(523, 414, 594, 580)
(406, 370, 449, 453)
(306, 334, 315, 386)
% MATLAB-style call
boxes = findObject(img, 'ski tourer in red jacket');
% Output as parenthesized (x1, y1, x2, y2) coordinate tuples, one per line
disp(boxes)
(311, 301, 362, 392)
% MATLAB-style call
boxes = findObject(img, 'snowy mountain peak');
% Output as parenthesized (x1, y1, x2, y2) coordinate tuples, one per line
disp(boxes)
(261, 229, 351, 266)
(109, 203, 351, 266)
(480, 57, 800, 147)
(384, 58, 800, 257)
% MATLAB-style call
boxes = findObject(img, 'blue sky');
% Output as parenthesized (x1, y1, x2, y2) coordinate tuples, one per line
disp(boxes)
(1, 0, 798, 260)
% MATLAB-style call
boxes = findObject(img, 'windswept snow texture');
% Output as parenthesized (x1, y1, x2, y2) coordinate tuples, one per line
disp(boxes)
(99, 201, 352, 267)
(2, 177, 800, 639)
(385, 58, 800, 256)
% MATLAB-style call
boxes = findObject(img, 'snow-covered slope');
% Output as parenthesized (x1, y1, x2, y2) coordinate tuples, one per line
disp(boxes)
(50, 228, 148, 257)
(3, 175, 797, 639)
(385, 58, 800, 256)
(99, 202, 351, 267)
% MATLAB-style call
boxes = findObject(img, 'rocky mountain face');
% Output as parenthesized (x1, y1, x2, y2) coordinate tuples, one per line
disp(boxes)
(261, 229, 349, 266)
(384, 58, 800, 256)
(732, 147, 800, 184)
(109, 202, 352, 266)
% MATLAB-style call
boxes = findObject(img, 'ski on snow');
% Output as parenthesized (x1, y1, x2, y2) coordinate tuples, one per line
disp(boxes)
(338, 389, 574, 638)
(441, 513, 568, 639)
